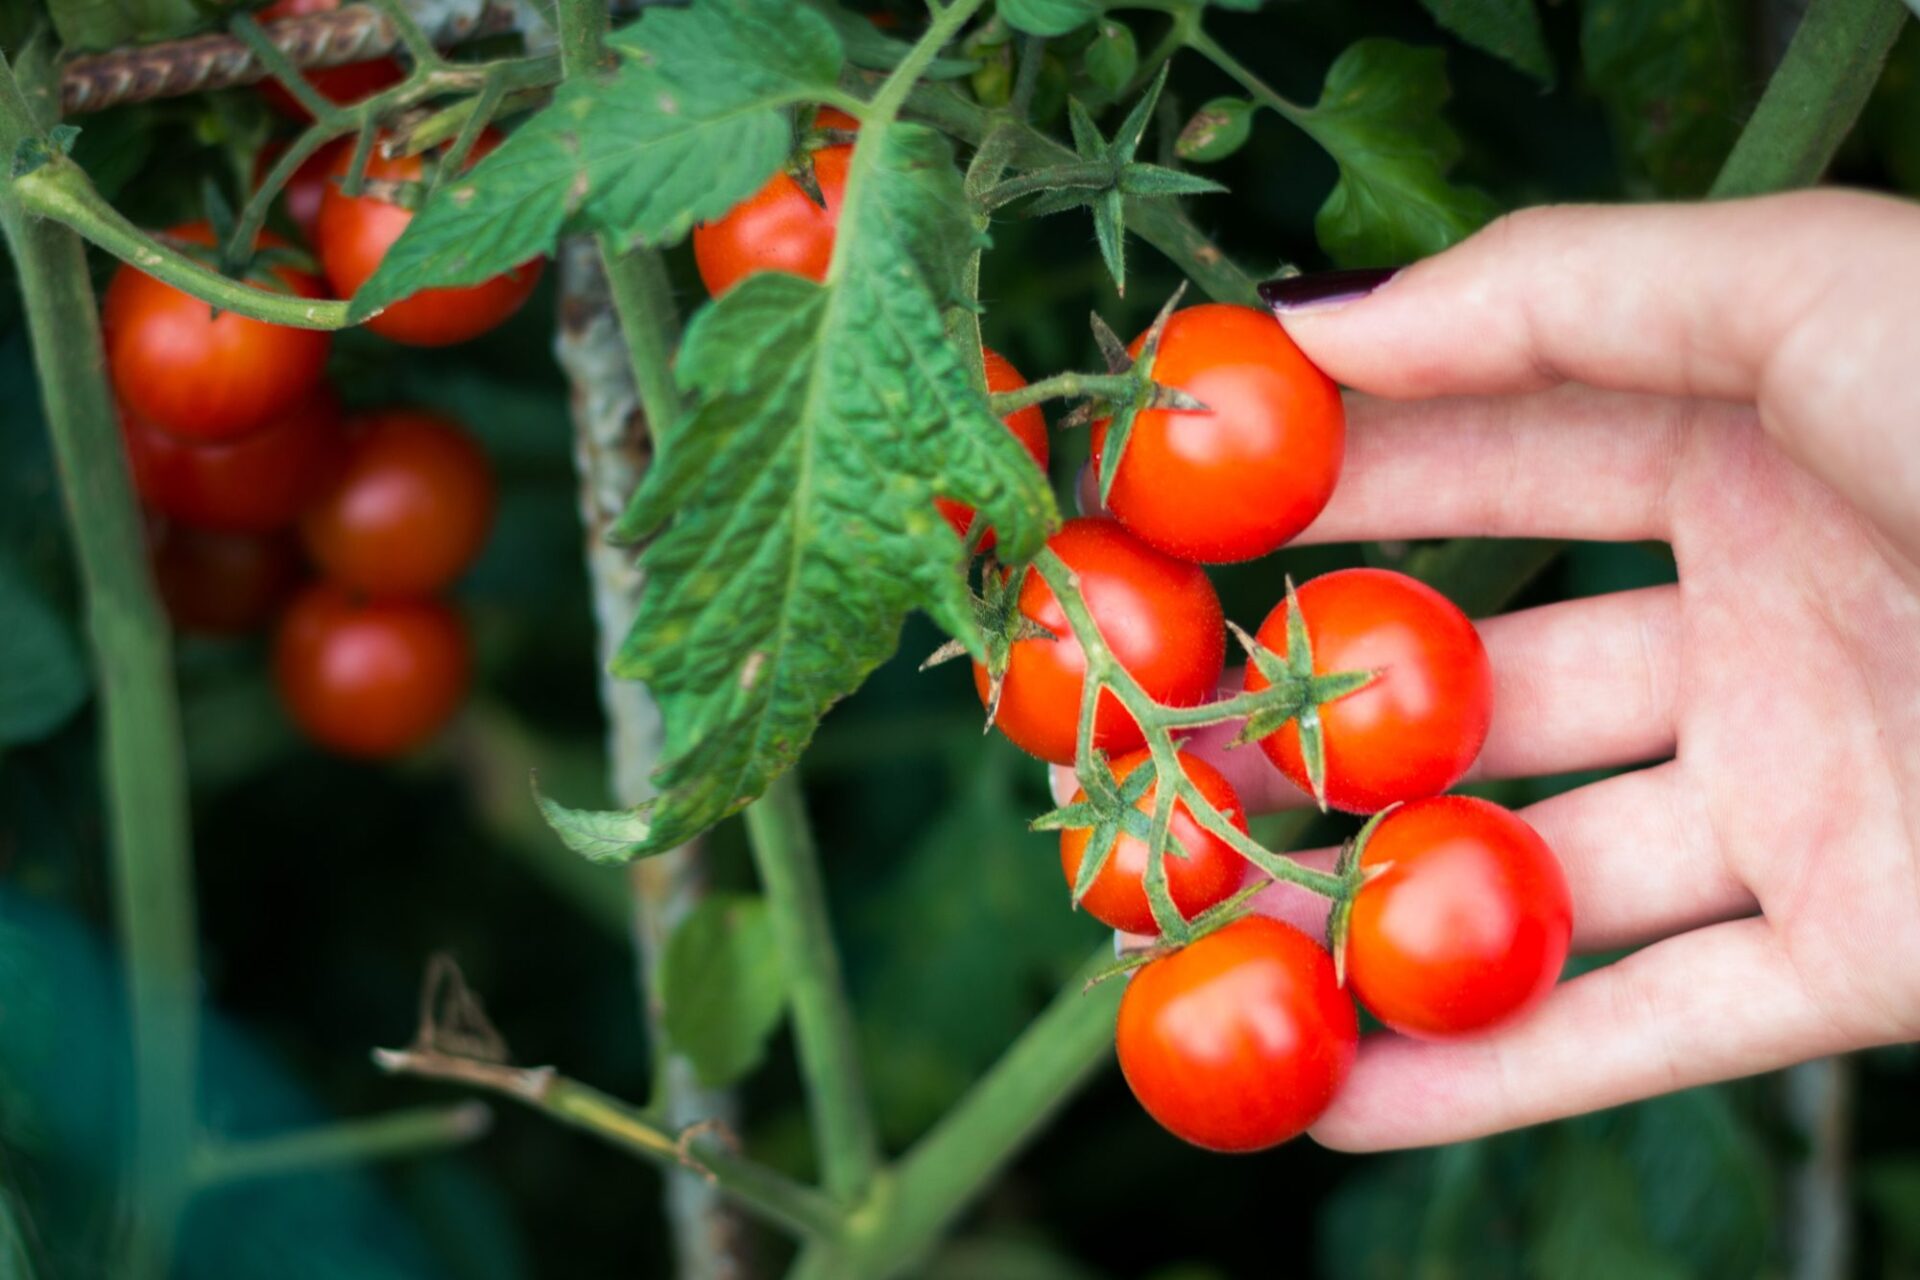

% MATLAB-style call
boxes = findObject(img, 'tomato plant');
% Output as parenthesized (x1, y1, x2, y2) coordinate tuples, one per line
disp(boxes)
(1343, 796, 1573, 1039)
(316, 133, 543, 346)
(936, 347, 1049, 549)
(1117, 916, 1358, 1152)
(299, 408, 495, 597)
(149, 523, 304, 635)
(121, 388, 343, 533)
(256, 138, 348, 242)
(273, 582, 472, 758)
(1093, 303, 1343, 563)
(101, 223, 331, 441)
(254, 0, 404, 119)
(973, 516, 1224, 765)
(692, 139, 851, 297)
(1246, 567, 1493, 812)
(1057, 748, 1248, 936)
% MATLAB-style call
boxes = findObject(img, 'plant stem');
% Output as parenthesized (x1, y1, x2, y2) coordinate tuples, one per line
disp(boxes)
(990, 369, 1135, 415)
(0, 55, 197, 1280)
(1711, 0, 1907, 197)
(553, 238, 747, 1279)
(1180, 25, 1308, 122)
(192, 1104, 493, 1188)
(980, 161, 1116, 209)
(373, 1050, 844, 1242)
(743, 774, 881, 1203)
(848, 947, 1122, 1276)
(554, 0, 610, 77)
(597, 238, 681, 441)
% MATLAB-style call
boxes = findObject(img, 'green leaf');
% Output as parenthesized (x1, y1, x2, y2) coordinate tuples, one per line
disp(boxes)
(0, 561, 86, 747)
(46, 0, 199, 50)
(1296, 39, 1498, 267)
(1581, 0, 1747, 195)
(659, 894, 789, 1088)
(348, 0, 844, 321)
(605, 125, 1057, 858)
(804, 0, 975, 78)
(1083, 19, 1138, 95)
(533, 785, 654, 865)
(998, 0, 1101, 37)
(1418, 0, 1553, 83)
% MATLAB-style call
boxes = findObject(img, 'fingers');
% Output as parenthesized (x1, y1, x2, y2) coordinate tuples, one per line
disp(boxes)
(1266, 192, 1891, 405)
(1293, 387, 1708, 545)
(1309, 917, 1848, 1151)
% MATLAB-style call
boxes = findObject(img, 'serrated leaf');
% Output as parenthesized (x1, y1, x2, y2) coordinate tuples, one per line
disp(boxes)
(534, 786, 655, 865)
(0, 562, 86, 746)
(1582, 0, 1747, 195)
(1418, 0, 1552, 83)
(348, 0, 844, 321)
(606, 125, 1058, 857)
(659, 894, 789, 1087)
(999, 0, 1101, 37)
(1084, 19, 1138, 95)
(1297, 39, 1499, 267)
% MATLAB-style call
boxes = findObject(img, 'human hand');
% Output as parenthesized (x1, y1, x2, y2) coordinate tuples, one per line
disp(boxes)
(1062, 190, 1920, 1151)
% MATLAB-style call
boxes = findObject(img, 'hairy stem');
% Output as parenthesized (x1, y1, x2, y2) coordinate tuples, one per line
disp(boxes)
(990, 369, 1135, 415)
(744, 774, 881, 1202)
(0, 55, 197, 1280)
(1711, 0, 1907, 197)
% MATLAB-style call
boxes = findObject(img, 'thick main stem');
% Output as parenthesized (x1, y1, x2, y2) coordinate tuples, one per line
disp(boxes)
(553, 238, 750, 1279)
(0, 58, 197, 1280)
(1711, 0, 1907, 196)
(743, 774, 881, 1203)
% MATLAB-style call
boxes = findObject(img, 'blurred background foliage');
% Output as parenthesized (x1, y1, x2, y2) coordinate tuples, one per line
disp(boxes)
(3, 0, 1920, 1275)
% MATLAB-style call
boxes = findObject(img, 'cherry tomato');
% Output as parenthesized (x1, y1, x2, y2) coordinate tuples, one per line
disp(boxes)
(255, 138, 349, 242)
(1092, 304, 1343, 563)
(1059, 749, 1249, 936)
(102, 222, 331, 442)
(692, 143, 850, 297)
(315, 132, 543, 346)
(1117, 916, 1357, 1152)
(121, 388, 343, 534)
(274, 581, 471, 757)
(937, 348, 1048, 550)
(150, 523, 303, 635)
(254, 0, 405, 120)
(300, 408, 494, 598)
(1345, 796, 1572, 1039)
(1246, 567, 1492, 813)
(972, 517, 1223, 766)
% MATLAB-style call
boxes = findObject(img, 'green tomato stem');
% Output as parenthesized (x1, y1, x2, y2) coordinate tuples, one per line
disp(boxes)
(191, 1103, 493, 1189)
(989, 369, 1136, 414)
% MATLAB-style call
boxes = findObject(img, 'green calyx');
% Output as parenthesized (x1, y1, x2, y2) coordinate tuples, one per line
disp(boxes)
(920, 561, 1055, 730)
(1030, 749, 1160, 908)
(1228, 578, 1377, 811)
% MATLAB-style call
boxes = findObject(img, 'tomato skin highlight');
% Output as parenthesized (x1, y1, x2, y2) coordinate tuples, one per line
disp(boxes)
(1247, 567, 1492, 813)
(315, 133, 543, 346)
(150, 524, 303, 636)
(274, 582, 471, 757)
(692, 143, 850, 297)
(300, 408, 495, 598)
(1059, 749, 1249, 936)
(1092, 304, 1343, 564)
(102, 222, 331, 443)
(1117, 916, 1358, 1152)
(973, 517, 1224, 766)
(1346, 796, 1573, 1039)
(121, 389, 344, 534)
(937, 348, 1049, 551)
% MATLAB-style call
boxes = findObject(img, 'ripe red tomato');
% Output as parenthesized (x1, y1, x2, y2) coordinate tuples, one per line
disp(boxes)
(150, 523, 303, 635)
(1246, 567, 1492, 813)
(1059, 749, 1248, 936)
(1117, 916, 1357, 1152)
(972, 517, 1223, 766)
(101, 222, 332, 442)
(1092, 304, 1343, 563)
(121, 388, 343, 534)
(254, 0, 404, 120)
(692, 142, 850, 297)
(315, 132, 543, 346)
(1345, 796, 1572, 1039)
(300, 408, 494, 598)
(937, 348, 1048, 550)
(255, 138, 348, 242)
(274, 581, 471, 757)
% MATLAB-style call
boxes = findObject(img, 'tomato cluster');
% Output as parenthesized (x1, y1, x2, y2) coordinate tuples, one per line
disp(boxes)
(103, 118, 532, 757)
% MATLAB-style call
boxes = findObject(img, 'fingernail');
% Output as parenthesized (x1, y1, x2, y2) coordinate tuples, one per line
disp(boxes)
(1258, 267, 1398, 315)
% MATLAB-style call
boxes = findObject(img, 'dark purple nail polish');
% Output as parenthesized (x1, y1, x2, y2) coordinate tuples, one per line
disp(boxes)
(1258, 267, 1398, 315)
